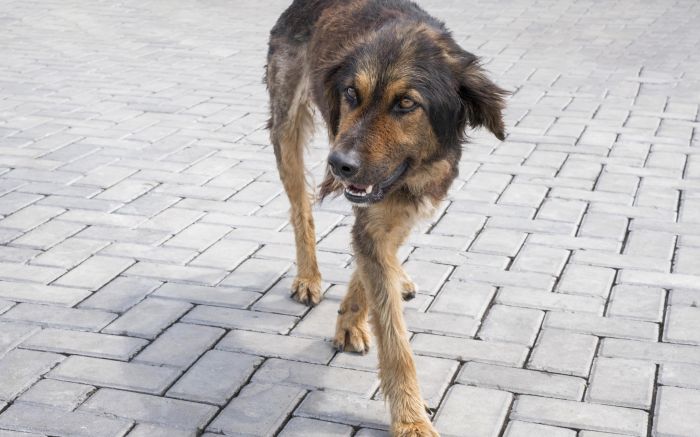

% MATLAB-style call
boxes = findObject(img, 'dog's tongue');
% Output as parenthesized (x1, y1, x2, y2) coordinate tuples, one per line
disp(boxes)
(348, 183, 374, 194)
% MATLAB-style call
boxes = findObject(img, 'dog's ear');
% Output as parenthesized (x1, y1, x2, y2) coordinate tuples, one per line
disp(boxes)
(321, 64, 344, 139)
(455, 52, 508, 141)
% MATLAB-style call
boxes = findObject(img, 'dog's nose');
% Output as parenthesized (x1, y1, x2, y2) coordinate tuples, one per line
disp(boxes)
(328, 151, 360, 178)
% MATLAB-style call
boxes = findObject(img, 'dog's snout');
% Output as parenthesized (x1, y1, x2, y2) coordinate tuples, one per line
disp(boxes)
(328, 150, 360, 178)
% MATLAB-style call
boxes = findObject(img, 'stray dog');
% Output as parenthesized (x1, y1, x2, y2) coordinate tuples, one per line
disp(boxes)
(266, 0, 506, 435)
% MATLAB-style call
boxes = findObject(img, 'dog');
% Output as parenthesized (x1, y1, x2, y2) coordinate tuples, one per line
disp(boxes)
(266, 1, 507, 435)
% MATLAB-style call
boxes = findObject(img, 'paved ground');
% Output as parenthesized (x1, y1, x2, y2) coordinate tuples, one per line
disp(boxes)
(1, 0, 700, 436)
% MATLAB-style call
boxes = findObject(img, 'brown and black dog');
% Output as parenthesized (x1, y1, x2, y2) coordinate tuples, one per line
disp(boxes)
(266, 1, 507, 435)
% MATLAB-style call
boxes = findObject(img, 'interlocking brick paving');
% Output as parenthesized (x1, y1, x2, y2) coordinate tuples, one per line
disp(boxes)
(1, 0, 699, 435)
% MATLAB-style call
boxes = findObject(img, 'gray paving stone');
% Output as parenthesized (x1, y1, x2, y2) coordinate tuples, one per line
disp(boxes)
(21, 328, 147, 360)
(100, 243, 196, 265)
(78, 276, 162, 312)
(470, 228, 527, 256)
(182, 305, 296, 334)
(504, 421, 576, 437)
(430, 281, 496, 318)
(207, 383, 305, 436)
(668, 289, 700, 307)
(451, 266, 556, 290)
(189, 239, 259, 271)
(167, 350, 261, 405)
(600, 338, 700, 365)
(457, 362, 584, 400)
(0, 322, 39, 357)
(537, 198, 587, 223)
(544, 311, 658, 340)
(0, 349, 63, 401)
(511, 244, 569, 276)
(528, 329, 598, 377)
(125, 261, 227, 286)
(619, 270, 700, 291)
(17, 379, 94, 411)
(254, 358, 377, 397)
(663, 305, 700, 345)
(0, 404, 132, 437)
(1, 303, 115, 331)
(102, 298, 191, 339)
(578, 213, 629, 241)
(134, 323, 223, 368)
(557, 264, 616, 298)
(163, 223, 230, 250)
(479, 304, 544, 345)
(0, 430, 45, 437)
(278, 417, 353, 437)
(577, 432, 630, 437)
(434, 385, 512, 437)
(11, 220, 85, 250)
(496, 287, 604, 314)
(31, 238, 109, 270)
(659, 363, 700, 390)
(125, 424, 195, 437)
(412, 333, 529, 366)
(295, 391, 390, 429)
(216, 329, 334, 364)
(653, 386, 700, 437)
(219, 258, 291, 291)
(0, 206, 65, 232)
(606, 284, 665, 322)
(137, 208, 203, 233)
(49, 355, 180, 394)
(512, 396, 647, 436)
(411, 247, 509, 269)
(0, 263, 64, 284)
(405, 309, 478, 338)
(586, 357, 655, 409)
(527, 234, 621, 252)
(151, 282, 260, 310)
(81, 388, 218, 431)
(354, 428, 389, 437)
(624, 230, 676, 260)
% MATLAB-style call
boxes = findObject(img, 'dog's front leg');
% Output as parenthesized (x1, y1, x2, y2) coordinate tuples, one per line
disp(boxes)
(353, 208, 438, 437)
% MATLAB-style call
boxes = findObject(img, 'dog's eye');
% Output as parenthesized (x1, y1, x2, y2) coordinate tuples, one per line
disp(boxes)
(345, 87, 357, 103)
(395, 97, 416, 112)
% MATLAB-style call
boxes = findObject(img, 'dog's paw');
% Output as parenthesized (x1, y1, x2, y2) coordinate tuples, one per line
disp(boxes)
(333, 313, 371, 354)
(393, 420, 439, 437)
(401, 279, 417, 301)
(291, 276, 322, 306)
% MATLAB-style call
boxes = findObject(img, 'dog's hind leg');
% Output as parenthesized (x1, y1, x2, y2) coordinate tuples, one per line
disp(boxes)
(266, 49, 321, 306)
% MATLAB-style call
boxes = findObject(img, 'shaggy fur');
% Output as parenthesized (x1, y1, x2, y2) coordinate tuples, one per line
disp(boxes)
(266, 1, 507, 435)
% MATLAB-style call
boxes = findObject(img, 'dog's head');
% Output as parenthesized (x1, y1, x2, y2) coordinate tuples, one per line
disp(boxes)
(318, 23, 508, 204)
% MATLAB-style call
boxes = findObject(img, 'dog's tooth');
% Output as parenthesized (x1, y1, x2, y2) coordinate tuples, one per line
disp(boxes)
(365, 185, 373, 193)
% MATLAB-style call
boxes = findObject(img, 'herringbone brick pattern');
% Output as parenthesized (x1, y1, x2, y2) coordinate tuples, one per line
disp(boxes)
(1, 0, 699, 436)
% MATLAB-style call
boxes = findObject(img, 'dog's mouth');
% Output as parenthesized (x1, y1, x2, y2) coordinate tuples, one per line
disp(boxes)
(342, 160, 410, 204)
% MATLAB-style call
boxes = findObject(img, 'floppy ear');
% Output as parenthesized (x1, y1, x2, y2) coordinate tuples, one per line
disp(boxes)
(456, 53, 509, 141)
(318, 63, 344, 139)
